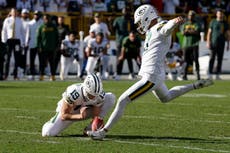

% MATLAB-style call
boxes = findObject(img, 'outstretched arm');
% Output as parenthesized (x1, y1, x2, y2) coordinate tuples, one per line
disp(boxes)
(160, 16, 184, 36)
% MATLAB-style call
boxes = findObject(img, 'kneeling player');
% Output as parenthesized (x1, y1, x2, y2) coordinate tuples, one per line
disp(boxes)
(42, 74, 115, 137)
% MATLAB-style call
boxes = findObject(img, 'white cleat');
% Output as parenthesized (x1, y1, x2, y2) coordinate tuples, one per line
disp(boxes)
(87, 129, 106, 140)
(193, 79, 214, 89)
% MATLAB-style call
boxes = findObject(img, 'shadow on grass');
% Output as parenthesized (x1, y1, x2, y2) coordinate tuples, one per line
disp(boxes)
(58, 134, 229, 144)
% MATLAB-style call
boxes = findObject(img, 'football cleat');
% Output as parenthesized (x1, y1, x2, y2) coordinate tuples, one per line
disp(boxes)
(193, 79, 214, 89)
(87, 129, 106, 140)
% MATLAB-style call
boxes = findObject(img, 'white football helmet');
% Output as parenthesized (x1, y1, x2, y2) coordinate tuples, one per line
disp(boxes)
(82, 74, 103, 100)
(134, 4, 159, 34)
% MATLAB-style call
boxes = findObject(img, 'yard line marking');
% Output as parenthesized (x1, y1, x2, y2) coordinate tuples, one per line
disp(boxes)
(182, 93, 227, 98)
(0, 107, 54, 113)
(113, 140, 230, 153)
(0, 129, 40, 135)
(0, 94, 58, 99)
(33, 140, 61, 144)
(16, 116, 37, 119)
(209, 136, 230, 140)
(0, 129, 229, 153)
(124, 115, 230, 124)
(205, 113, 229, 116)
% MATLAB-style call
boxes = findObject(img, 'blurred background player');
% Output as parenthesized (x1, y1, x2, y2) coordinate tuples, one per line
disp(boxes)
(113, 7, 134, 59)
(181, 10, 201, 80)
(117, 31, 141, 79)
(1, 8, 24, 80)
(89, 13, 110, 43)
(42, 74, 115, 137)
(85, 32, 109, 80)
(37, 14, 58, 81)
(19, 8, 30, 78)
(166, 41, 185, 81)
(207, 9, 230, 80)
(59, 31, 82, 80)
(54, 16, 70, 75)
(28, 10, 43, 80)
(80, 29, 96, 79)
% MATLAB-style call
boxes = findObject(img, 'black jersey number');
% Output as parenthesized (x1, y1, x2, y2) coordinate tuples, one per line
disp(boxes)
(93, 46, 104, 55)
(70, 90, 79, 100)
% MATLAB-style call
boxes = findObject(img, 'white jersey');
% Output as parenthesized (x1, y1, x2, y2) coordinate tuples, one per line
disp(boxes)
(21, 18, 30, 47)
(88, 38, 107, 56)
(61, 83, 105, 107)
(28, 19, 43, 48)
(89, 22, 111, 38)
(139, 19, 177, 83)
(1, 16, 24, 44)
(61, 39, 80, 57)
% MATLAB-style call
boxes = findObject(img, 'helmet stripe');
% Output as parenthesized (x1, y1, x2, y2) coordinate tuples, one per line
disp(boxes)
(94, 74, 100, 93)
(91, 74, 98, 93)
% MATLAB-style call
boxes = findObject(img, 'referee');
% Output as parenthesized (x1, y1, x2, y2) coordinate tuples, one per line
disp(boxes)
(1, 8, 24, 80)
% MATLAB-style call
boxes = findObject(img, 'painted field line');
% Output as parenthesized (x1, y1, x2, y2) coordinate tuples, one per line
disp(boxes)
(205, 113, 229, 116)
(113, 140, 230, 153)
(32, 140, 61, 144)
(16, 116, 37, 119)
(0, 129, 39, 135)
(124, 115, 230, 124)
(0, 94, 58, 99)
(0, 107, 53, 113)
(0, 129, 229, 153)
(182, 93, 227, 98)
(209, 136, 230, 140)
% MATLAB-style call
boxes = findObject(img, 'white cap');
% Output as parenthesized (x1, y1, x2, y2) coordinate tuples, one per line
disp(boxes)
(21, 9, 29, 14)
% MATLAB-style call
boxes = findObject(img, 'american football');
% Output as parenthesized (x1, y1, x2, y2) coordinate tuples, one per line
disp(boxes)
(91, 116, 104, 131)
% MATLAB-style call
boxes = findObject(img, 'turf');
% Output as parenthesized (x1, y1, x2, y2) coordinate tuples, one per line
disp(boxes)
(0, 80, 229, 153)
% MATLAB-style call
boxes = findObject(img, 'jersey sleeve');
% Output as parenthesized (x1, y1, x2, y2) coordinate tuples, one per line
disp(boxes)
(158, 20, 177, 36)
(62, 85, 80, 105)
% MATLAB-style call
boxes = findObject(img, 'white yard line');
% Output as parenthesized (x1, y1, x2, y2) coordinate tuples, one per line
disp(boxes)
(0, 107, 54, 113)
(205, 113, 229, 116)
(0, 129, 39, 135)
(124, 115, 230, 124)
(16, 116, 37, 119)
(0, 129, 229, 153)
(32, 140, 61, 144)
(0, 94, 58, 99)
(182, 93, 227, 98)
(113, 140, 230, 153)
(209, 136, 230, 140)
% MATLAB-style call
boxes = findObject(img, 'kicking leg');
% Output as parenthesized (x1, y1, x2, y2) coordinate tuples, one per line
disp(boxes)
(154, 79, 213, 103)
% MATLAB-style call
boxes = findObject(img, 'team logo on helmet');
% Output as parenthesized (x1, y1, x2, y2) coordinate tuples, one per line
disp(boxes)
(137, 6, 147, 16)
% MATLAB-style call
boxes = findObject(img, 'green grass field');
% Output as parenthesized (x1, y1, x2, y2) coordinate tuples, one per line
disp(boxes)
(0, 80, 229, 153)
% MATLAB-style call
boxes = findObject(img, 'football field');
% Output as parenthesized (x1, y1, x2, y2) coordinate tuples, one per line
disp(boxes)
(0, 80, 229, 153)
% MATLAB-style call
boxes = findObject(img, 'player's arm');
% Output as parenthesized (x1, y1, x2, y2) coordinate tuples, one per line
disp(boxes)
(60, 100, 87, 121)
(206, 28, 212, 49)
(159, 16, 184, 36)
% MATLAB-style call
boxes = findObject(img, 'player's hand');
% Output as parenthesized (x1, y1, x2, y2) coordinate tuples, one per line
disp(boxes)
(118, 55, 124, 61)
(174, 16, 185, 25)
(206, 42, 211, 49)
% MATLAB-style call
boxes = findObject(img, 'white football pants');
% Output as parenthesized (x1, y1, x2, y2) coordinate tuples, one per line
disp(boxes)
(42, 92, 115, 137)
(104, 77, 194, 130)
(59, 55, 83, 80)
